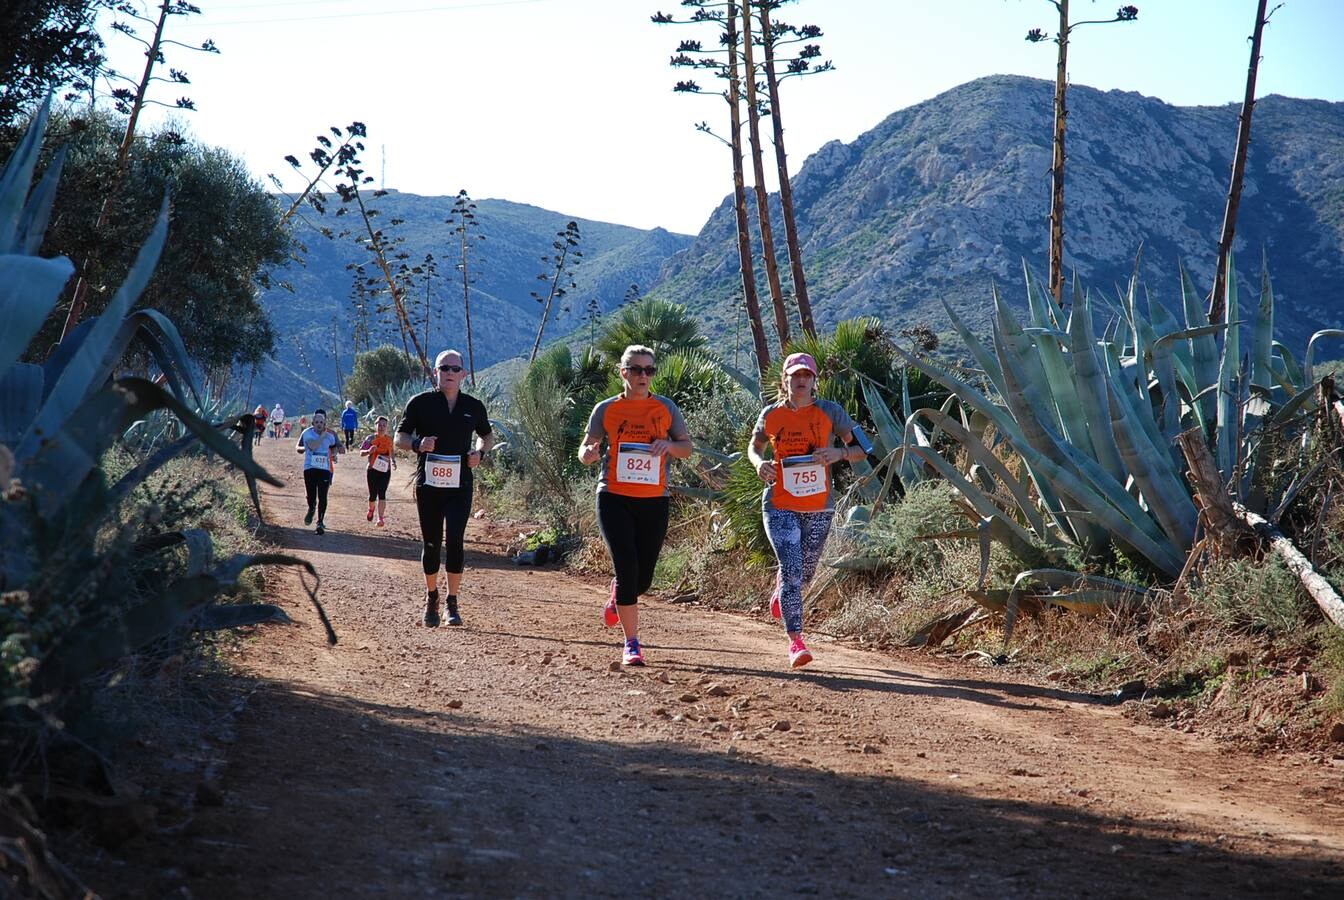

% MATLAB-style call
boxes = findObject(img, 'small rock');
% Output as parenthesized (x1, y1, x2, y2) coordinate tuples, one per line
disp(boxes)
(706, 683, 732, 697)
(862, 744, 880, 755)
(608, 661, 622, 672)
(446, 699, 463, 710)
(1009, 768, 1030, 777)
(1116, 679, 1146, 698)
(655, 671, 672, 684)
(1226, 649, 1249, 667)
(771, 720, 792, 732)
(1328, 722, 1344, 743)
(678, 693, 699, 704)
(1149, 701, 1175, 719)
(1300, 672, 1318, 695)
(915, 751, 927, 758)
(651, 707, 669, 717)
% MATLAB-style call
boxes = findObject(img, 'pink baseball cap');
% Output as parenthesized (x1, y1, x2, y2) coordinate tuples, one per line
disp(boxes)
(782, 352, 818, 375)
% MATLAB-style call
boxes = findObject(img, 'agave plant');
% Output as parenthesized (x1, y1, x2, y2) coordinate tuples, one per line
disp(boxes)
(864, 259, 1340, 626)
(0, 100, 333, 713)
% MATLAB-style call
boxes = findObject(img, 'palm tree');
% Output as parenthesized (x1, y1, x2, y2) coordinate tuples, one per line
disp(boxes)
(597, 298, 707, 364)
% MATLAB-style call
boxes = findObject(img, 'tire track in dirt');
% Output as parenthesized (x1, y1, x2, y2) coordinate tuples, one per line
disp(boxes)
(105, 440, 1344, 897)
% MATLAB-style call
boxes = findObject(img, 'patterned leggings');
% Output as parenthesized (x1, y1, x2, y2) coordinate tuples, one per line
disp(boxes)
(763, 508, 834, 635)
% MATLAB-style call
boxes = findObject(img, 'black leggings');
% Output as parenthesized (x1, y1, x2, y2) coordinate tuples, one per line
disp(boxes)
(344, 428, 355, 449)
(367, 467, 391, 502)
(597, 492, 669, 606)
(416, 485, 473, 575)
(303, 468, 331, 520)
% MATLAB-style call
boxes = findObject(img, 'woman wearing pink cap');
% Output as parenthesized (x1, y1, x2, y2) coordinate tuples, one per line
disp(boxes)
(746, 352, 865, 667)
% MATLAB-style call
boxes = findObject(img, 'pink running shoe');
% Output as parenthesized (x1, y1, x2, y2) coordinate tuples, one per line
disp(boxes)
(622, 637, 646, 667)
(788, 637, 813, 669)
(366, 508, 374, 522)
(603, 578, 620, 627)
(770, 591, 781, 620)
(376, 516, 386, 527)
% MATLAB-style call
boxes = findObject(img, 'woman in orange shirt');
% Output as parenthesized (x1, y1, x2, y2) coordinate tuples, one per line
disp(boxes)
(578, 345, 693, 667)
(360, 415, 397, 526)
(747, 353, 865, 668)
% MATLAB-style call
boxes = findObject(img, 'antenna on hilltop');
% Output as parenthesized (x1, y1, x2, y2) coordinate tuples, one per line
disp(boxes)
(380, 144, 386, 190)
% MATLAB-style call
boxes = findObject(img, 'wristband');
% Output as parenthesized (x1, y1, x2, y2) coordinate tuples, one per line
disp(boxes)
(411, 436, 422, 453)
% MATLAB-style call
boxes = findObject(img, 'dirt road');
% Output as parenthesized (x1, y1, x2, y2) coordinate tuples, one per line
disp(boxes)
(107, 439, 1344, 897)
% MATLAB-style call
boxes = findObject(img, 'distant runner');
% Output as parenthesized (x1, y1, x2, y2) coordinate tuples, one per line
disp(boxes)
(747, 352, 865, 668)
(578, 345, 693, 667)
(341, 400, 359, 450)
(270, 403, 285, 439)
(253, 405, 268, 446)
(361, 415, 396, 527)
(396, 349, 494, 628)
(296, 408, 341, 535)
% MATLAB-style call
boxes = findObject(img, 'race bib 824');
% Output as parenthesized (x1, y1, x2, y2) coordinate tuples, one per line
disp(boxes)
(616, 442, 660, 485)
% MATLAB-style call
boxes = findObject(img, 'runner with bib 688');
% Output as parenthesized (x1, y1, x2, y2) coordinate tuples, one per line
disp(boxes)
(396, 349, 493, 628)
(747, 352, 866, 668)
(296, 408, 341, 535)
(579, 344, 693, 667)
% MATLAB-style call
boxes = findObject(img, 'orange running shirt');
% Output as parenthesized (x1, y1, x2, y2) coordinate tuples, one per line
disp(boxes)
(752, 399, 858, 513)
(584, 393, 690, 498)
(366, 434, 394, 470)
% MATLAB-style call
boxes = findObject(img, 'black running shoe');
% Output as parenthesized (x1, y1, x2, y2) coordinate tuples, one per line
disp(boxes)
(315, 521, 325, 535)
(304, 506, 315, 526)
(446, 597, 462, 627)
(423, 591, 441, 628)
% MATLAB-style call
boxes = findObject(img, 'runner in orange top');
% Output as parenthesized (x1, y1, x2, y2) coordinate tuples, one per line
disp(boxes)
(579, 344, 693, 667)
(360, 415, 397, 526)
(747, 352, 865, 668)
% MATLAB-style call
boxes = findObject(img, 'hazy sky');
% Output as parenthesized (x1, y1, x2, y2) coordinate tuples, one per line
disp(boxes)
(99, 0, 1344, 235)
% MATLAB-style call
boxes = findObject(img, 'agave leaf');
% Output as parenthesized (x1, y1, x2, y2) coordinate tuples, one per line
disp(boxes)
(197, 603, 292, 630)
(1067, 290, 1127, 482)
(115, 309, 205, 411)
(1304, 329, 1344, 386)
(940, 296, 1006, 398)
(0, 96, 53, 252)
(18, 197, 170, 459)
(1179, 261, 1220, 428)
(717, 360, 760, 397)
(911, 407, 1050, 538)
(1251, 253, 1275, 395)
(1106, 384, 1197, 551)
(1270, 342, 1303, 393)
(861, 377, 906, 460)
(17, 144, 66, 255)
(0, 255, 75, 377)
(1004, 569, 1147, 641)
(1214, 260, 1242, 481)
(907, 445, 1047, 560)
(1023, 262, 1062, 330)
(0, 363, 43, 445)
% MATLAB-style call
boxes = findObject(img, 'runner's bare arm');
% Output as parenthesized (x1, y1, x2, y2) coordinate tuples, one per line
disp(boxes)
(746, 430, 775, 482)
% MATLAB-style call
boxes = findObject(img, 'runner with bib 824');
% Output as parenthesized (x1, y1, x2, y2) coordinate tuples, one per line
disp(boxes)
(578, 344, 694, 667)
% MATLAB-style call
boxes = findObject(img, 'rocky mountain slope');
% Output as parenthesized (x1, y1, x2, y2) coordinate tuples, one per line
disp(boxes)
(251, 194, 692, 409)
(646, 75, 1344, 357)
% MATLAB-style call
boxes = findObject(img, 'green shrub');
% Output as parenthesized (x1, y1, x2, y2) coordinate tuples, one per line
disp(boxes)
(1188, 557, 1313, 636)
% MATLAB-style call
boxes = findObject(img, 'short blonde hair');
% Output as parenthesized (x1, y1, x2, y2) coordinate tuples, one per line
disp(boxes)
(620, 344, 656, 367)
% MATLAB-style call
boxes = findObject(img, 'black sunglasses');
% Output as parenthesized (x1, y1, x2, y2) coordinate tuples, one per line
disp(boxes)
(438, 364, 464, 373)
(623, 365, 657, 376)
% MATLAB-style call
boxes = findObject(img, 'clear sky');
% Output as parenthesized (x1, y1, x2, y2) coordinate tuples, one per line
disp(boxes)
(99, 0, 1344, 235)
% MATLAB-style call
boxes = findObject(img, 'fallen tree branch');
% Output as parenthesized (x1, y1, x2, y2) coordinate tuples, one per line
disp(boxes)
(1235, 503, 1344, 629)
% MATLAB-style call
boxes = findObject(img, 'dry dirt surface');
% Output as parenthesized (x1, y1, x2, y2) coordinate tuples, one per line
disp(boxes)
(97, 440, 1344, 898)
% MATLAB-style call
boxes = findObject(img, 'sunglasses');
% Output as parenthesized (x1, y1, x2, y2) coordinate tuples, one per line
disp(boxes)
(622, 365, 657, 377)
(438, 364, 464, 373)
